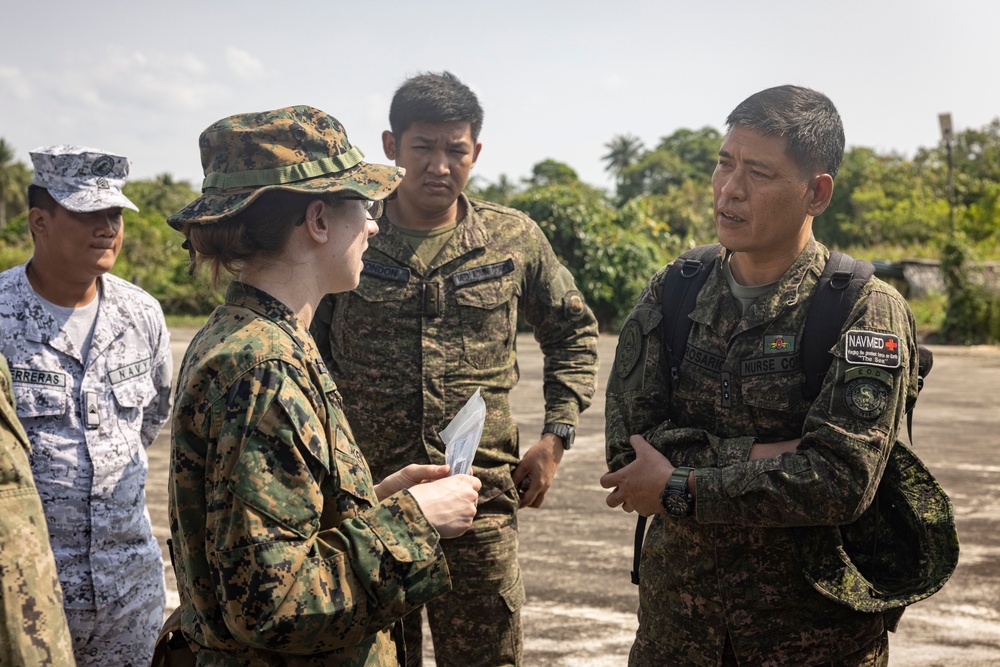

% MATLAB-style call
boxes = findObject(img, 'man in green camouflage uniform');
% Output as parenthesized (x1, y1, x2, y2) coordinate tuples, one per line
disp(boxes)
(166, 105, 481, 666)
(602, 86, 936, 666)
(0, 352, 75, 666)
(312, 72, 599, 666)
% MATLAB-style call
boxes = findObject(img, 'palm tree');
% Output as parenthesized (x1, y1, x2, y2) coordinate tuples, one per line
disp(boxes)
(601, 133, 644, 181)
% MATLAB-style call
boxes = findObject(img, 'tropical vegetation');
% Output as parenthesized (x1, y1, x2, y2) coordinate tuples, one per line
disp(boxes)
(2, 119, 999, 342)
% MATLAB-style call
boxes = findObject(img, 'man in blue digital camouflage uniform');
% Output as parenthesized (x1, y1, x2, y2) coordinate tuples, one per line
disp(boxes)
(0, 146, 170, 667)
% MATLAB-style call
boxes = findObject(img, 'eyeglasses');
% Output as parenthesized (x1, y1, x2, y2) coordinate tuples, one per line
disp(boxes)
(296, 195, 388, 226)
(339, 195, 385, 220)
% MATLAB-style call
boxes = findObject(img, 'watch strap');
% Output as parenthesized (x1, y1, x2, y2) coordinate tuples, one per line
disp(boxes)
(667, 467, 694, 493)
(542, 423, 575, 450)
(660, 467, 695, 517)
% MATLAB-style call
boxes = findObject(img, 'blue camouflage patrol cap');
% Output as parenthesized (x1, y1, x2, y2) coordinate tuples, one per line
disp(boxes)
(30, 145, 139, 213)
(167, 105, 403, 228)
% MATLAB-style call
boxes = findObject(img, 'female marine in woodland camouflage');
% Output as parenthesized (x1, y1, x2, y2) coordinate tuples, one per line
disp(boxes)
(165, 106, 480, 666)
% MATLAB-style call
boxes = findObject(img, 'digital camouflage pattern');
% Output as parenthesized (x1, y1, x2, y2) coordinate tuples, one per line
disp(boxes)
(0, 353, 75, 667)
(30, 144, 139, 213)
(402, 512, 523, 667)
(169, 282, 452, 666)
(606, 238, 930, 666)
(166, 105, 403, 228)
(0, 265, 170, 666)
(311, 195, 599, 665)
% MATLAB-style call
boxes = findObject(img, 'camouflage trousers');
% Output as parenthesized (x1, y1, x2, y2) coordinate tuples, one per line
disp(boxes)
(65, 574, 166, 667)
(629, 630, 889, 666)
(403, 511, 524, 667)
(720, 630, 889, 666)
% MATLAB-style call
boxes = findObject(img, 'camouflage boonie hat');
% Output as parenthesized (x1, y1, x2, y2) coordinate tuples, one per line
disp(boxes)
(167, 105, 403, 228)
(805, 441, 959, 613)
(30, 145, 139, 213)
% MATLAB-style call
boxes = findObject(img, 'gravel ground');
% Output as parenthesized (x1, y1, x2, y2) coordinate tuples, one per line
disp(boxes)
(147, 330, 1000, 666)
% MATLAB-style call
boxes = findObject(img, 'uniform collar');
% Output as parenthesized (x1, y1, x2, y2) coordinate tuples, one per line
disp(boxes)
(225, 281, 314, 354)
(16, 264, 131, 364)
(692, 236, 828, 333)
(742, 236, 826, 325)
(369, 194, 493, 274)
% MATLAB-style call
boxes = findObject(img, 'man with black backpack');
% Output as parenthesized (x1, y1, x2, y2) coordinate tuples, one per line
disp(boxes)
(601, 85, 956, 666)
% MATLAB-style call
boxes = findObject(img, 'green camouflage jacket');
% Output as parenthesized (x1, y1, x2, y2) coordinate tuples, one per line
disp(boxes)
(0, 354, 74, 666)
(169, 282, 450, 666)
(606, 238, 921, 665)
(313, 195, 599, 505)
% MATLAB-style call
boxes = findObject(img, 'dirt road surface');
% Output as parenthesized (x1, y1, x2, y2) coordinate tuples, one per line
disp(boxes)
(147, 330, 1000, 666)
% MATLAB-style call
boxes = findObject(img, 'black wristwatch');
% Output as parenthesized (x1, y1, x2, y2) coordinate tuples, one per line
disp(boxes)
(542, 423, 575, 450)
(660, 467, 695, 517)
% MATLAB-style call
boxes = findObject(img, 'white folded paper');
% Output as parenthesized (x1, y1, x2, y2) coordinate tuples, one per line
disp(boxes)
(440, 388, 486, 476)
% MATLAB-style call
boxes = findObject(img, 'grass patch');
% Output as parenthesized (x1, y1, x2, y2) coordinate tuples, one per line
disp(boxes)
(165, 313, 210, 329)
(907, 292, 948, 341)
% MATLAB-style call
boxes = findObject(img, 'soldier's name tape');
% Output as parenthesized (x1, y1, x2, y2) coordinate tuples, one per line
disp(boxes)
(11, 368, 68, 387)
(359, 259, 517, 289)
(108, 358, 151, 385)
(684, 344, 724, 373)
(362, 260, 409, 283)
(452, 259, 515, 287)
(11, 360, 151, 389)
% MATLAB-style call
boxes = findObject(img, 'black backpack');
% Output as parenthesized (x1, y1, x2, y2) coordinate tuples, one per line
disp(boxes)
(629, 244, 932, 585)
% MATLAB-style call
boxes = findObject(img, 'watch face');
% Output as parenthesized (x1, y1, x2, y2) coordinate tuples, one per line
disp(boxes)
(664, 491, 692, 517)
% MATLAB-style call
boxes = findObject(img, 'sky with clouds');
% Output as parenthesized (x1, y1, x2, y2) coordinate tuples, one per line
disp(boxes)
(2, 0, 998, 193)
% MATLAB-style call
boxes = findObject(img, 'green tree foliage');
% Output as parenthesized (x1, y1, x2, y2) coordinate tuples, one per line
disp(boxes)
(820, 147, 949, 247)
(117, 177, 222, 314)
(0, 174, 220, 315)
(964, 180, 1000, 247)
(643, 180, 716, 245)
(601, 133, 644, 183)
(467, 173, 520, 206)
(0, 208, 32, 270)
(3, 117, 998, 336)
(0, 139, 31, 229)
(939, 236, 1000, 344)
(509, 175, 676, 330)
(912, 120, 1000, 248)
(524, 159, 580, 188)
(615, 127, 720, 204)
(656, 127, 722, 181)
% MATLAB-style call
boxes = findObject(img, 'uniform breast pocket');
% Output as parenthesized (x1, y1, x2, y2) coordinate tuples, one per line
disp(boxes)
(455, 278, 517, 369)
(110, 376, 156, 454)
(671, 361, 722, 428)
(327, 423, 378, 514)
(14, 382, 71, 481)
(742, 372, 808, 431)
(338, 279, 415, 355)
(12, 383, 68, 421)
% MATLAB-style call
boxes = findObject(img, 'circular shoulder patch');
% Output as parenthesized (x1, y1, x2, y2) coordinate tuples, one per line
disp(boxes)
(844, 377, 889, 420)
(615, 320, 642, 379)
(91, 155, 115, 177)
(563, 290, 586, 320)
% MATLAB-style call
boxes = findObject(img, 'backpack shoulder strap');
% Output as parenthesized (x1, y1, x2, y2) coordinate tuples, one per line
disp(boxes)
(660, 244, 721, 379)
(909, 345, 933, 444)
(800, 251, 875, 400)
(632, 244, 719, 585)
